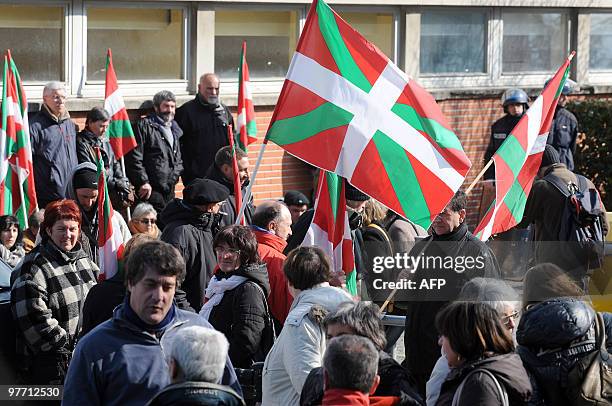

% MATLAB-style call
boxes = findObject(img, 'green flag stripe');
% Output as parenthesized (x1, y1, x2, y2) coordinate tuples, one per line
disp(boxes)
(371, 130, 431, 225)
(267, 102, 354, 145)
(502, 178, 528, 223)
(325, 172, 341, 222)
(246, 120, 257, 135)
(554, 66, 571, 100)
(391, 104, 464, 151)
(107, 120, 134, 138)
(316, 0, 371, 93)
(495, 135, 526, 178)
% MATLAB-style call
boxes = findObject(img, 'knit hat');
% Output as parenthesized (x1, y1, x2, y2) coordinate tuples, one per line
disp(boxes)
(184, 179, 229, 205)
(345, 182, 369, 201)
(284, 190, 310, 207)
(540, 145, 561, 168)
(73, 168, 98, 190)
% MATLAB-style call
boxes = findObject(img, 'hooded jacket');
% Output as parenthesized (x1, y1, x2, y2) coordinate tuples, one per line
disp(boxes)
(76, 128, 129, 193)
(253, 229, 293, 325)
(160, 198, 221, 311)
(205, 163, 254, 227)
(207, 262, 271, 368)
(516, 298, 612, 405)
(435, 353, 532, 406)
(30, 105, 79, 208)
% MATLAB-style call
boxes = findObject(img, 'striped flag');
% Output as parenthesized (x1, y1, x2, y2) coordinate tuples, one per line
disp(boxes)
(1, 50, 37, 227)
(474, 54, 574, 241)
(302, 170, 356, 295)
(236, 41, 257, 151)
(104, 49, 137, 159)
(266, 0, 471, 229)
(228, 126, 245, 225)
(95, 148, 124, 280)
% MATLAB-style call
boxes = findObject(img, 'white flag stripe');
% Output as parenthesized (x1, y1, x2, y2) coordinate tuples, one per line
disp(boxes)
(104, 89, 126, 117)
(286, 52, 465, 190)
(236, 108, 247, 131)
(244, 80, 253, 100)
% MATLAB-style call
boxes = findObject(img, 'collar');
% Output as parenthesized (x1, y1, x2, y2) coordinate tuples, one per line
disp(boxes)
(432, 221, 468, 242)
(322, 388, 370, 405)
(253, 229, 288, 253)
(42, 103, 71, 122)
(122, 294, 177, 334)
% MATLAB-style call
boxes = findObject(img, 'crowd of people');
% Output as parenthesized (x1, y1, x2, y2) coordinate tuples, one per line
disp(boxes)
(0, 74, 609, 406)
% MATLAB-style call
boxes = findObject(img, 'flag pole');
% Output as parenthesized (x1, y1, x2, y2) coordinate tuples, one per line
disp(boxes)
(235, 140, 268, 225)
(120, 157, 131, 221)
(464, 159, 494, 195)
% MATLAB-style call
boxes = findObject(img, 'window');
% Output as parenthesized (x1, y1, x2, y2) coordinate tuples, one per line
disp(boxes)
(502, 12, 567, 73)
(420, 10, 487, 75)
(215, 10, 298, 81)
(338, 12, 394, 60)
(86, 7, 185, 81)
(590, 13, 612, 71)
(0, 5, 64, 81)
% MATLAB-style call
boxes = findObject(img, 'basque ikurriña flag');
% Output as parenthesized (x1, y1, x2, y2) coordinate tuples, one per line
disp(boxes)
(265, 0, 471, 229)
(474, 54, 574, 241)
(236, 41, 258, 151)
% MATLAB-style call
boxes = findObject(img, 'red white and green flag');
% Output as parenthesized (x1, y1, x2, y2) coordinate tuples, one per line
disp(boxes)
(236, 41, 257, 151)
(228, 126, 245, 225)
(1, 50, 38, 227)
(96, 148, 124, 281)
(474, 53, 574, 241)
(265, 0, 471, 229)
(104, 49, 137, 159)
(302, 170, 357, 295)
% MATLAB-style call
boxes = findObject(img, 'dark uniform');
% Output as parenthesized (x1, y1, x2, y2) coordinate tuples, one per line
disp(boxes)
(547, 106, 578, 170)
(484, 114, 522, 180)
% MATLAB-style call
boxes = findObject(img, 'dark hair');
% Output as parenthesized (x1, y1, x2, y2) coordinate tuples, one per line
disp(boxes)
(214, 145, 247, 168)
(126, 240, 186, 287)
(85, 106, 110, 126)
(522, 263, 584, 309)
(323, 335, 379, 393)
(448, 190, 467, 212)
(153, 90, 176, 108)
(213, 225, 260, 266)
(252, 201, 287, 230)
(436, 301, 514, 362)
(283, 246, 332, 290)
(324, 302, 387, 351)
(42, 200, 82, 232)
(0, 215, 23, 249)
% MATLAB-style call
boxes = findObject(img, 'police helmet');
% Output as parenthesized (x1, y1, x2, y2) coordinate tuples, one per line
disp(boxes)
(501, 88, 529, 107)
(544, 78, 577, 95)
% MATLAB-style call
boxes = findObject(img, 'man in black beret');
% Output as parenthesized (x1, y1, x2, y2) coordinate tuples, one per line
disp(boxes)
(160, 178, 230, 311)
(283, 190, 310, 225)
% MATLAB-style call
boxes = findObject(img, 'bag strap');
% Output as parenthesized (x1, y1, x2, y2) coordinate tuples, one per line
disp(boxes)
(367, 223, 392, 247)
(543, 173, 573, 197)
(246, 280, 276, 341)
(452, 368, 509, 406)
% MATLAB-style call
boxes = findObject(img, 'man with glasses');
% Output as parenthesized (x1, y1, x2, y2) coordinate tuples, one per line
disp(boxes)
(160, 178, 229, 312)
(30, 81, 79, 208)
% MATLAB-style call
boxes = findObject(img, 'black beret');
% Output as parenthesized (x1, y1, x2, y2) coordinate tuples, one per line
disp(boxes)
(184, 179, 229, 205)
(73, 168, 98, 190)
(284, 190, 310, 206)
(345, 182, 369, 202)
(540, 144, 561, 168)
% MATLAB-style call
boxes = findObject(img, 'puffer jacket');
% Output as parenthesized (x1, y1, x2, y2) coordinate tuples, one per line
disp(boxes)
(261, 284, 353, 406)
(516, 298, 612, 405)
(207, 263, 271, 368)
(147, 381, 246, 406)
(160, 199, 222, 311)
(435, 353, 532, 406)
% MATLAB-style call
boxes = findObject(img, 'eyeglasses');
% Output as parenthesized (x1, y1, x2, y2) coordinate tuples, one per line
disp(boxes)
(138, 218, 156, 225)
(215, 247, 240, 257)
(501, 310, 520, 327)
(51, 95, 67, 101)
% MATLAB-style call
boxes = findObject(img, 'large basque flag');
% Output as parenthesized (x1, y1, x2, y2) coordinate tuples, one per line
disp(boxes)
(302, 170, 356, 295)
(104, 49, 137, 159)
(266, 0, 471, 229)
(236, 41, 258, 151)
(96, 148, 124, 280)
(474, 54, 574, 241)
(1, 50, 37, 227)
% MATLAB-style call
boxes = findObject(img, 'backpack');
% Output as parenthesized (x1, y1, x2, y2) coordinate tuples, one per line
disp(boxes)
(543, 173, 605, 270)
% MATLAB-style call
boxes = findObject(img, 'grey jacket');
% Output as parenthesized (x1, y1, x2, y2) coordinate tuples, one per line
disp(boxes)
(261, 284, 353, 406)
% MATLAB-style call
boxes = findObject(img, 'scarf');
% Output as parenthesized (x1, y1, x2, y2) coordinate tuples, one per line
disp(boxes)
(199, 274, 248, 320)
(123, 294, 176, 334)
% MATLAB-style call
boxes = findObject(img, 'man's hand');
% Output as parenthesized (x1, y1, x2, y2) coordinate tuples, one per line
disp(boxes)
(138, 183, 152, 200)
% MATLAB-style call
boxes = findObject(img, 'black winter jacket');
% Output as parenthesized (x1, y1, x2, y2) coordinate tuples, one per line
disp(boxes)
(485, 114, 522, 180)
(76, 129, 129, 193)
(207, 263, 270, 368)
(204, 163, 254, 227)
(148, 381, 246, 406)
(516, 298, 612, 406)
(547, 106, 578, 170)
(160, 199, 222, 312)
(30, 107, 79, 208)
(435, 353, 532, 406)
(175, 95, 235, 185)
(125, 114, 183, 195)
(300, 350, 424, 406)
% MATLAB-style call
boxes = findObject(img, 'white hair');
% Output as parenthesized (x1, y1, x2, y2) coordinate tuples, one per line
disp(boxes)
(43, 81, 65, 96)
(459, 277, 520, 314)
(132, 202, 157, 220)
(169, 326, 229, 383)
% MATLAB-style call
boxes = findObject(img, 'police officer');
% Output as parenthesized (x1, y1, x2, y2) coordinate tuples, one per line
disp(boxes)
(484, 88, 529, 180)
(546, 79, 578, 170)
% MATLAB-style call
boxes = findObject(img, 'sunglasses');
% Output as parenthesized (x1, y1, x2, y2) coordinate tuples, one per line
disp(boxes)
(138, 218, 156, 225)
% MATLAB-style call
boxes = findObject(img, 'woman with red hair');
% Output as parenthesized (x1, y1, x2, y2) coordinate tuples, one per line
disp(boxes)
(10, 199, 99, 384)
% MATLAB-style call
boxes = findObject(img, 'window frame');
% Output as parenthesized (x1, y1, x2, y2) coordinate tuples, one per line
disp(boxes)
(584, 10, 612, 85)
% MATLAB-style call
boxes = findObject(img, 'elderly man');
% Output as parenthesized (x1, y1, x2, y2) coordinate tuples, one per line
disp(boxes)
(30, 81, 78, 208)
(62, 241, 241, 406)
(176, 73, 235, 185)
(125, 90, 183, 216)
(252, 201, 294, 326)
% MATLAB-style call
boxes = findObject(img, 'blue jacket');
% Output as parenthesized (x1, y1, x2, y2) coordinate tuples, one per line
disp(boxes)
(62, 304, 241, 406)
